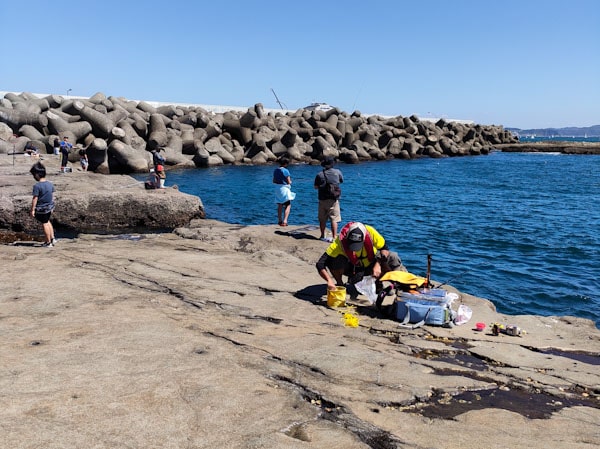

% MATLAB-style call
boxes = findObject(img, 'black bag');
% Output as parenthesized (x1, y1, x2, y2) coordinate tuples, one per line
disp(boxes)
(144, 180, 157, 190)
(323, 169, 341, 200)
(327, 183, 341, 199)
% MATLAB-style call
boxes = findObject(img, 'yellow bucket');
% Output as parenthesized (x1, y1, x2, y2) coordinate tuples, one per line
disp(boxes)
(327, 286, 347, 307)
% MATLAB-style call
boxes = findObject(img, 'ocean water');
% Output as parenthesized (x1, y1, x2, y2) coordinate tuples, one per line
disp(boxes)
(152, 151, 600, 328)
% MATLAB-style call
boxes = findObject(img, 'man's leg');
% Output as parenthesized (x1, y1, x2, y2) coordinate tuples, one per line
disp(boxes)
(330, 219, 338, 240)
(277, 203, 283, 224)
(329, 200, 341, 239)
(282, 201, 291, 225)
(319, 221, 327, 239)
(380, 251, 407, 273)
(317, 200, 327, 238)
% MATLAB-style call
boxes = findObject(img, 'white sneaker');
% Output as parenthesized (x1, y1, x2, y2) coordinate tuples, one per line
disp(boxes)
(42, 242, 54, 248)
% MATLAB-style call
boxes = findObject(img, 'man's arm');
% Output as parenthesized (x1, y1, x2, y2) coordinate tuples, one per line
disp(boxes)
(313, 174, 321, 189)
(316, 253, 337, 290)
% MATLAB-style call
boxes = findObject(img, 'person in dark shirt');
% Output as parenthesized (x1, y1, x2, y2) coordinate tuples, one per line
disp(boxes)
(59, 137, 72, 172)
(314, 157, 343, 242)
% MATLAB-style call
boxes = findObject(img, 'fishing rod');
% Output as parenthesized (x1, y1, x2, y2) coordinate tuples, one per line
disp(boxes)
(426, 253, 432, 288)
(424, 253, 488, 289)
(433, 268, 472, 289)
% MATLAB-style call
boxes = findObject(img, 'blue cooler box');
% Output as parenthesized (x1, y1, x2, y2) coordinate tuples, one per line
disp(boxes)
(395, 289, 454, 326)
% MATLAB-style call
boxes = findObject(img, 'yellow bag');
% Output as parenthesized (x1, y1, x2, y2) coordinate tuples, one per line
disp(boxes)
(379, 271, 427, 289)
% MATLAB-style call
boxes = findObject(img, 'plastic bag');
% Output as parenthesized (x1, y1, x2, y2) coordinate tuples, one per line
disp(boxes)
(454, 304, 473, 325)
(354, 276, 377, 304)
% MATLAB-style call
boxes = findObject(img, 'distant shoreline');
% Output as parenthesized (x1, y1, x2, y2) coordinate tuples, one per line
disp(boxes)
(496, 141, 600, 154)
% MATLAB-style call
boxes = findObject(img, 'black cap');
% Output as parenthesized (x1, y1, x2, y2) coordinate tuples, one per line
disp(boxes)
(345, 225, 364, 252)
(321, 157, 335, 168)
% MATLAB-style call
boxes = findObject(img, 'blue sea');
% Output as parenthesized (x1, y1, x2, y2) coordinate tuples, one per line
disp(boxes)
(152, 149, 600, 328)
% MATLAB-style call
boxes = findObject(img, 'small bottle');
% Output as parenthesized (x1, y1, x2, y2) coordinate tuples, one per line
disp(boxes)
(505, 325, 522, 336)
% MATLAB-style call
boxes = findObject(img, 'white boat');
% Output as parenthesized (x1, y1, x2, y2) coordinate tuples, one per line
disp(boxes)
(303, 102, 333, 112)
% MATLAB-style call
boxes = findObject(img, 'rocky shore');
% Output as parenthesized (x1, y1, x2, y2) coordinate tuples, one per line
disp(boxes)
(1, 92, 520, 174)
(1, 153, 599, 448)
(0, 154, 204, 234)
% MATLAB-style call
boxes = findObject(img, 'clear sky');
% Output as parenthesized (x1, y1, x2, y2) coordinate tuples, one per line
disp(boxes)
(1, 0, 598, 129)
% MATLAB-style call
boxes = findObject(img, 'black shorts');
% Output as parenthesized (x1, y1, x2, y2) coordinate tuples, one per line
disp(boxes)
(327, 255, 375, 277)
(34, 211, 52, 224)
(326, 251, 404, 278)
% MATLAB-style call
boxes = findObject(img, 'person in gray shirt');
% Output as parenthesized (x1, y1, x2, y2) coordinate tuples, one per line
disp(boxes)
(30, 162, 56, 247)
(314, 157, 343, 242)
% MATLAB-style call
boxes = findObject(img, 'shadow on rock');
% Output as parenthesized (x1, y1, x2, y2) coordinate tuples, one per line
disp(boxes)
(294, 284, 327, 304)
(275, 225, 321, 241)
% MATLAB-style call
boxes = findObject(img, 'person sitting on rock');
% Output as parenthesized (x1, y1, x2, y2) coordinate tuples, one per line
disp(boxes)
(315, 221, 406, 292)
(79, 148, 89, 172)
(24, 142, 40, 158)
(144, 169, 161, 190)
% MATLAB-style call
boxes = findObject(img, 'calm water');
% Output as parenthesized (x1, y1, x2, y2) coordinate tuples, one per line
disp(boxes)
(151, 151, 600, 327)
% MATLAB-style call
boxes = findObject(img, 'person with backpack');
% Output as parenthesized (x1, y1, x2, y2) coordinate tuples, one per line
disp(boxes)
(315, 222, 405, 292)
(314, 156, 343, 242)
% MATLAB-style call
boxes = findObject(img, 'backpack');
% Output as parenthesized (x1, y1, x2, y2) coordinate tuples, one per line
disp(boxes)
(322, 169, 341, 200)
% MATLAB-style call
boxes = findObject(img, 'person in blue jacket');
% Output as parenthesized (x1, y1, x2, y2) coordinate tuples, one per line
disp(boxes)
(272, 156, 296, 226)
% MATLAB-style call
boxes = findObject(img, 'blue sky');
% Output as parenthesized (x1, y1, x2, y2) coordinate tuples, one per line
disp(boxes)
(1, 0, 598, 129)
